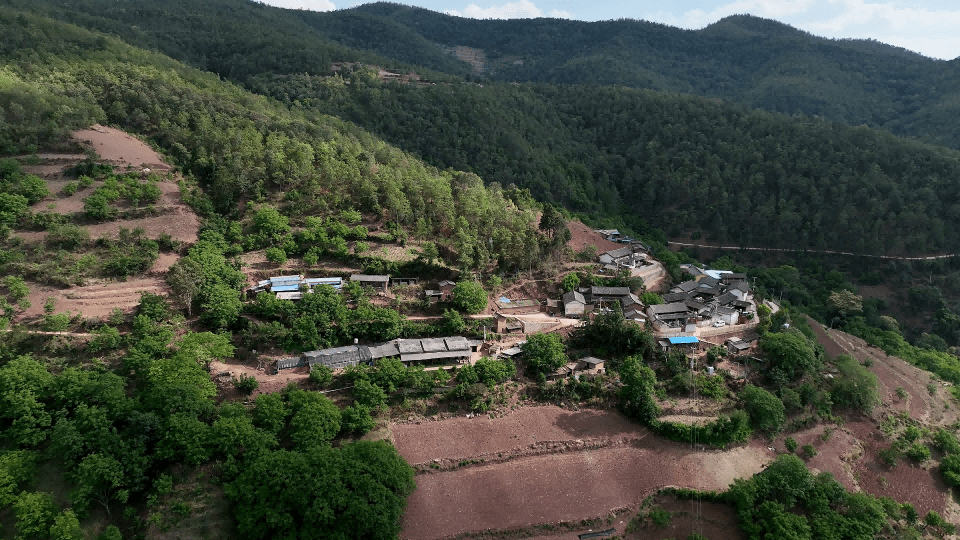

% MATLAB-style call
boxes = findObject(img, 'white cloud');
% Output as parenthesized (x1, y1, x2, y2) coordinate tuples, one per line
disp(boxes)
(257, 0, 336, 12)
(447, 0, 572, 19)
(644, 0, 960, 59)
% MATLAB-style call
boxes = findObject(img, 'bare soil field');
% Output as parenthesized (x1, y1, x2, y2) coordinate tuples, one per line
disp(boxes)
(396, 407, 773, 540)
(12, 127, 202, 319)
(23, 277, 169, 320)
(208, 359, 315, 400)
(806, 320, 956, 516)
(401, 440, 771, 540)
(566, 221, 621, 254)
(72, 125, 170, 170)
(393, 406, 641, 465)
(779, 424, 862, 491)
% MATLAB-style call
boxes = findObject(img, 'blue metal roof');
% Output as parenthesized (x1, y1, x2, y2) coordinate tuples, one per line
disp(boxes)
(271, 284, 301, 292)
(668, 336, 700, 345)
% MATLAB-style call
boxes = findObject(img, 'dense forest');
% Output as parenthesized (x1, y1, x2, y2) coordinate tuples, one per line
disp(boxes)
(19, 0, 960, 149)
(12, 0, 960, 257)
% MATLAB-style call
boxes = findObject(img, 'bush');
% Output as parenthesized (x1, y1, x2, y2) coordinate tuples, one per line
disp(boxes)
(265, 247, 287, 266)
(933, 428, 960, 454)
(62, 181, 79, 196)
(45, 224, 89, 250)
(649, 507, 671, 527)
(310, 365, 333, 388)
(741, 385, 786, 435)
(905, 443, 930, 463)
(802, 444, 817, 458)
(941, 454, 960, 487)
(88, 325, 122, 352)
(232, 374, 259, 395)
(785, 437, 798, 453)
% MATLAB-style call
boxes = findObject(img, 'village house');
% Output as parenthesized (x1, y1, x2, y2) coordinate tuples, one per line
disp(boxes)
(282, 336, 483, 371)
(562, 290, 586, 317)
(657, 335, 701, 353)
(246, 275, 344, 300)
(350, 274, 391, 292)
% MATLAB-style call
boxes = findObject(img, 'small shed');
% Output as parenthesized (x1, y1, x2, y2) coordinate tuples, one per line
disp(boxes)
(725, 337, 751, 354)
(562, 290, 586, 318)
(350, 274, 391, 292)
(438, 280, 457, 300)
(659, 335, 700, 352)
(578, 356, 605, 371)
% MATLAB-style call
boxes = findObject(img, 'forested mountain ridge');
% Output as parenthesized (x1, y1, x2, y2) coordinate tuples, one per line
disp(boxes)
(8, 0, 960, 257)
(0, 7, 545, 272)
(15, 0, 960, 150)
(332, 3, 960, 149)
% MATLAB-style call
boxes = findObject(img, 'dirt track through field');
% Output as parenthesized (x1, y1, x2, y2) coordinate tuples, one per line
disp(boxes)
(396, 407, 773, 539)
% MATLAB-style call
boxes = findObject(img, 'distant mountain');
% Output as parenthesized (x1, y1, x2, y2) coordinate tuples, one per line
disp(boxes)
(315, 3, 960, 149)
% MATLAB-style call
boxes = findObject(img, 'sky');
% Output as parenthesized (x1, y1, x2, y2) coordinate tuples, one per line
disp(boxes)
(259, 0, 960, 60)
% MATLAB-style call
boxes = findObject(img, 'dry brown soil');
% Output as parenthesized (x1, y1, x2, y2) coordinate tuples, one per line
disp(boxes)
(72, 124, 171, 170)
(566, 221, 621, 254)
(396, 406, 773, 540)
(806, 319, 957, 517)
(14, 126, 199, 319)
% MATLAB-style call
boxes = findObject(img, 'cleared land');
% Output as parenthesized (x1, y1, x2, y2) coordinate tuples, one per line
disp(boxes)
(14, 126, 198, 319)
(396, 406, 772, 540)
(807, 321, 956, 516)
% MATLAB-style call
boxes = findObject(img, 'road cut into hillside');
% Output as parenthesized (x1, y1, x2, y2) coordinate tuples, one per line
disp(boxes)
(396, 406, 773, 540)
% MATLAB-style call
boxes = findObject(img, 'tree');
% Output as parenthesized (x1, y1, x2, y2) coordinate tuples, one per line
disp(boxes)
(740, 384, 785, 435)
(451, 281, 487, 314)
(49, 510, 84, 540)
(166, 257, 205, 317)
(309, 365, 333, 388)
(226, 441, 415, 540)
(759, 330, 821, 382)
(200, 283, 242, 330)
(287, 390, 341, 449)
(641, 291, 663, 305)
(232, 374, 259, 395)
(440, 309, 467, 334)
(522, 333, 567, 374)
(252, 393, 288, 436)
(13, 491, 56, 540)
(562, 273, 579, 292)
(618, 355, 661, 422)
(0, 450, 36, 508)
(830, 354, 880, 414)
(828, 290, 863, 319)
(352, 379, 387, 411)
(264, 246, 287, 266)
(941, 453, 960, 488)
(340, 405, 376, 435)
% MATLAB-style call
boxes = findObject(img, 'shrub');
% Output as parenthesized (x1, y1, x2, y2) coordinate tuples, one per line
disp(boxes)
(232, 374, 259, 395)
(45, 224, 89, 250)
(741, 385, 786, 435)
(941, 454, 960, 487)
(895, 386, 907, 399)
(785, 437, 798, 453)
(62, 181, 79, 196)
(933, 428, 960, 454)
(801, 444, 817, 458)
(265, 247, 287, 266)
(310, 365, 333, 388)
(649, 507, 671, 527)
(905, 443, 930, 463)
(88, 325, 122, 352)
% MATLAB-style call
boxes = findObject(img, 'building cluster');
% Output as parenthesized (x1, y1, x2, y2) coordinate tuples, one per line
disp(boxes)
(647, 268, 755, 332)
(560, 286, 646, 323)
(247, 274, 430, 300)
(278, 336, 483, 371)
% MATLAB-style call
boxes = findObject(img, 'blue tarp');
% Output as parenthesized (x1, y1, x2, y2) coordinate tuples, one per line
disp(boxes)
(667, 336, 700, 344)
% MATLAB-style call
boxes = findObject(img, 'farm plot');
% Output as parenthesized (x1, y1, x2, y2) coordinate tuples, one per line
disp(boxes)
(393, 406, 641, 465)
(396, 407, 773, 540)
(23, 277, 169, 320)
